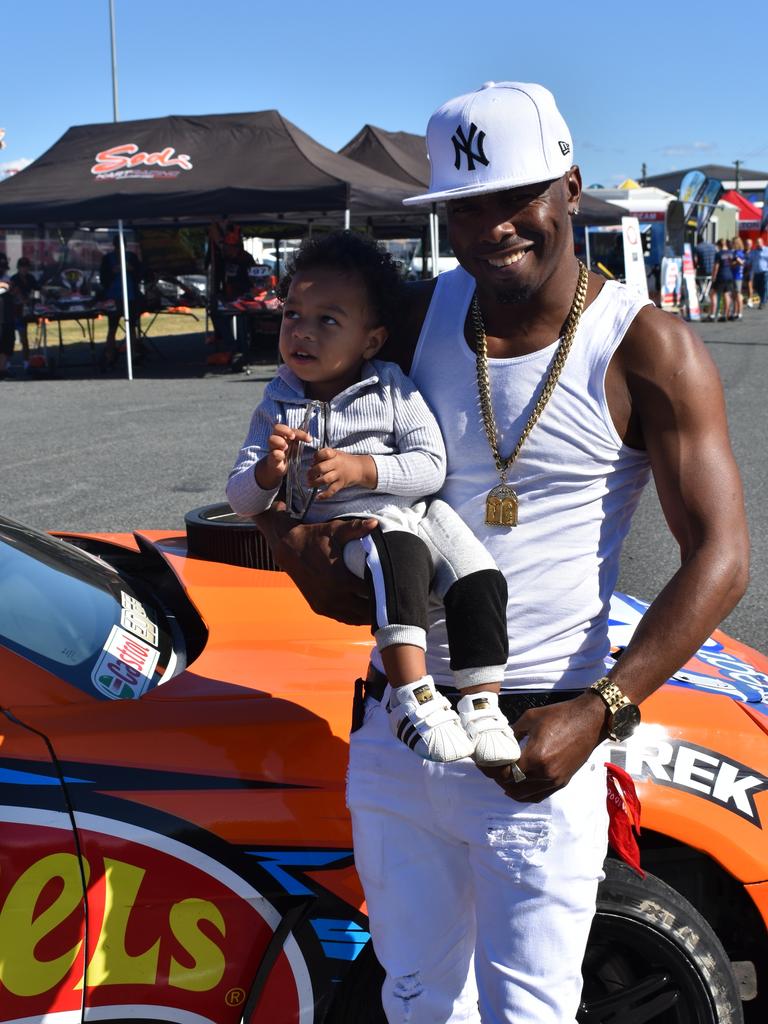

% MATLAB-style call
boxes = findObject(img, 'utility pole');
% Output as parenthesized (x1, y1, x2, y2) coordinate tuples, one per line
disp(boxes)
(733, 160, 742, 191)
(640, 162, 647, 186)
(108, 0, 134, 381)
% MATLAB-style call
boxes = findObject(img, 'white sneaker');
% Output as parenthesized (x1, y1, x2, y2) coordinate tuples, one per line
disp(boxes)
(457, 692, 522, 768)
(388, 677, 475, 762)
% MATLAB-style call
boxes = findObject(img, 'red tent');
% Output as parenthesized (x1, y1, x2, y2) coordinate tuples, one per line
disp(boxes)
(721, 190, 762, 229)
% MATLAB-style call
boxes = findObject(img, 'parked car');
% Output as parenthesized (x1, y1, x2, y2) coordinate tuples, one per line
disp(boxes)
(1, 508, 766, 1024)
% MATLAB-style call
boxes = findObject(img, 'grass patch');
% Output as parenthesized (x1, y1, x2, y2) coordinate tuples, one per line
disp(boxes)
(30, 308, 208, 349)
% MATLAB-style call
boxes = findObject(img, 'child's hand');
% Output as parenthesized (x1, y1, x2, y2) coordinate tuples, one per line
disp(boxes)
(255, 425, 312, 490)
(309, 449, 377, 499)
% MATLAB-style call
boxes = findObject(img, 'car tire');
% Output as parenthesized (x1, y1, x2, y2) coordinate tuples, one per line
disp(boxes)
(326, 860, 743, 1024)
(582, 858, 744, 1024)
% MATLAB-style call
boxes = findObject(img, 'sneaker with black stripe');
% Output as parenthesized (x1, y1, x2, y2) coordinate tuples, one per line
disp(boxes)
(457, 691, 522, 768)
(387, 677, 475, 762)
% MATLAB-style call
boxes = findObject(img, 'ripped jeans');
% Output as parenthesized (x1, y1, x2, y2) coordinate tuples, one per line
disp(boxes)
(347, 692, 609, 1024)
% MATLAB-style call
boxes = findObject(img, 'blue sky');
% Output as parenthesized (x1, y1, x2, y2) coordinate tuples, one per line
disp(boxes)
(2, 0, 763, 188)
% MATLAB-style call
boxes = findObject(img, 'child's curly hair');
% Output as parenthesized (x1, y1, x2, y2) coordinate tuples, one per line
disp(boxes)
(278, 231, 402, 330)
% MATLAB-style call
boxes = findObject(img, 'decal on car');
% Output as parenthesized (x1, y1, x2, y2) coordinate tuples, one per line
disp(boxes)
(0, 806, 315, 1024)
(611, 736, 768, 826)
(610, 593, 768, 709)
(120, 590, 159, 646)
(91, 624, 160, 700)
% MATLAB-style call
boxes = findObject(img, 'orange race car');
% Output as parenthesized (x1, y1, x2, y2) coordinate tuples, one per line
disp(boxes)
(0, 506, 766, 1024)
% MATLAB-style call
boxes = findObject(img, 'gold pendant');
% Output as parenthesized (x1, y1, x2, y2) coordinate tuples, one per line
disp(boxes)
(485, 484, 518, 527)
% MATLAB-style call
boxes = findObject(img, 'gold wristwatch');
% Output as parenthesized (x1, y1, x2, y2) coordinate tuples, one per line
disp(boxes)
(588, 677, 641, 742)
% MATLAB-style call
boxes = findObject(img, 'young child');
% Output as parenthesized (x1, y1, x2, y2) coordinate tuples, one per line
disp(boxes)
(227, 232, 521, 770)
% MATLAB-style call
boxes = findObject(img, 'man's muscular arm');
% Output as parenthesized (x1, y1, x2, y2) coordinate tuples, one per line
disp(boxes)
(254, 279, 438, 624)
(493, 305, 749, 801)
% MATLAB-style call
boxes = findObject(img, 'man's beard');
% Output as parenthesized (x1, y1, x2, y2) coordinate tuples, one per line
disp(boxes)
(495, 284, 535, 304)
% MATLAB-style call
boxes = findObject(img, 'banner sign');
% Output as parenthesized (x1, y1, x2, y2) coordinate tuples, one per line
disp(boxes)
(665, 200, 686, 256)
(679, 169, 707, 224)
(660, 256, 682, 310)
(621, 217, 649, 300)
(682, 244, 700, 320)
(696, 177, 724, 237)
(761, 185, 768, 233)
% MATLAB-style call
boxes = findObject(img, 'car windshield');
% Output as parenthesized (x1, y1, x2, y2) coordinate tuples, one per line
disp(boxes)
(0, 516, 176, 699)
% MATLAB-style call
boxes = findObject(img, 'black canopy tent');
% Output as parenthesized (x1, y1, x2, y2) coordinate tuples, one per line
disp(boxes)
(573, 193, 627, 227)
(340, 125, 430, 188)
(0, 110, 419, 226)
(0, 111, 425, 378)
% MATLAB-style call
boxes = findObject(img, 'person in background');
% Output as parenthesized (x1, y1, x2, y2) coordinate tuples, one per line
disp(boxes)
(731, 236, 745, 320)
(99, 235, 145, 369)
(743, 238, 755, 308)
(0, 254, 14, 379)
(694, 235, 717, 314)
(752, 238, 768, 309)
(209, 222, 256, 353)
(10, 256, 36, 372)
(709, 238, 735, 321)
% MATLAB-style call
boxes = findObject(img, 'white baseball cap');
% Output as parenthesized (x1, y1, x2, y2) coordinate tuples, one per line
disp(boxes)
(403, 81, 573, 206)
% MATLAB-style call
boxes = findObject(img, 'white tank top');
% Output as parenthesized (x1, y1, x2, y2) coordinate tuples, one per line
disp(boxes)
(410, 267, 652, 690)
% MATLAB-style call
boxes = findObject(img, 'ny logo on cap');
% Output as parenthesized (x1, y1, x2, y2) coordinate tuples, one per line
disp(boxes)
(451, 122, 489, 172)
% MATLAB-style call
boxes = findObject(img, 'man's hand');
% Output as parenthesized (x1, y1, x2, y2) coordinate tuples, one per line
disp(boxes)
(255, 425, 311, 491)
(309, 449, 377, 499)
(481, 693, 607, 802)
(256, 503, 376, 624)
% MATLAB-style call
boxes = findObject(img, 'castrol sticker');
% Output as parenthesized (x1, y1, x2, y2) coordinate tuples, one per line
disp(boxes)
(91, 625, 159, 700)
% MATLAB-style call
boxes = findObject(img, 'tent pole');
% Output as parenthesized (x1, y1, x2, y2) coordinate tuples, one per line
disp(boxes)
(117, 220, 134, 381)
(429, 205, 439, 277)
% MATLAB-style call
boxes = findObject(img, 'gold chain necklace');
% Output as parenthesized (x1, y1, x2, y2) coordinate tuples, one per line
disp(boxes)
(472, 260, 589, 527)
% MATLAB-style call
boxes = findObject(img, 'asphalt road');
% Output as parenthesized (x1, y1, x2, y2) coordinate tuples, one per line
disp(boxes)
(1, 311, 765, 652)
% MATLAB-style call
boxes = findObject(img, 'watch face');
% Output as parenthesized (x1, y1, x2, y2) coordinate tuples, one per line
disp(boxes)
(612, 704, 641, 741)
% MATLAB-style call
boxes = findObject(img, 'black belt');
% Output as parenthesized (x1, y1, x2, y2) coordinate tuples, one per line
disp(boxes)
(362, 665, 583, 727)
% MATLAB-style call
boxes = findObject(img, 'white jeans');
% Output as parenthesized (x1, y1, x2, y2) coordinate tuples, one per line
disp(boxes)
(347, 693, 609, 1024)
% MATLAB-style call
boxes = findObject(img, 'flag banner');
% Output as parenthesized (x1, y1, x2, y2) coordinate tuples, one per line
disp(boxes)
(679, 169, 707, 223)
(660, 256, 683, 310)
(696, 178, 724, 236)
(682, 243, 700, 320)
(665, 200, 686, 256)
(621, 217, 649, 300)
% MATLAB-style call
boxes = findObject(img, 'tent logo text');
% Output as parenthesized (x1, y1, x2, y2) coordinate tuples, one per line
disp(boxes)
(91, 144, 193, 179)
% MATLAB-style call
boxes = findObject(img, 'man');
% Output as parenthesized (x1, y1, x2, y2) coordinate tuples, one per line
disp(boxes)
(98, 235, 144, 369)
(709, 237, 736, 321)
(731, 237, 746, 319)
(0, 254, 14, 379)
(694, 234, 717, 311)
(255, 82, 749, 1022)
(752, 237, 768, 309)
(743, 237, 755, 307)
(209, 224, 256, 354)
(10, 256, 36, 371)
